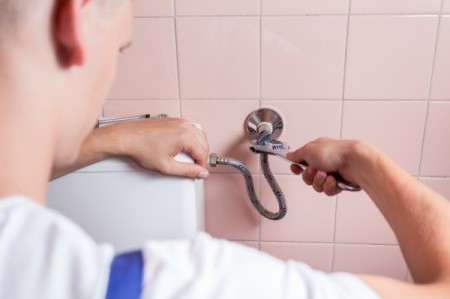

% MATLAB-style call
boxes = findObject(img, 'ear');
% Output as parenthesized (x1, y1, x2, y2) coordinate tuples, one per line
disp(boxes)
(53, 0, 88, 67)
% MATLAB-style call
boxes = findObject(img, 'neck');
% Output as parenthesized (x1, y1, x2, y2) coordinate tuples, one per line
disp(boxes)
(0, 126, 54, 204)
(0, 47, 58, 204)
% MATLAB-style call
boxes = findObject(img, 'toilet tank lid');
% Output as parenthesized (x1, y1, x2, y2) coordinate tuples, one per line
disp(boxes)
(76, 152, 195, 173)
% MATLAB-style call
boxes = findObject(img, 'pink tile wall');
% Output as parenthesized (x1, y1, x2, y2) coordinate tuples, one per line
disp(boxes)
(420, 102, 450, 176)
(260, 243, 333, 272)
(350, 0, 441, 14)
(135, 0, 173, 17)
(204, 174, 260, 241)
(176, 17, 259, 99)
(333, 245, 407, 280)
(261, 16, 347, 99)
(335, 191, 397, 245)
(421, 178, 450, 199)
(341, 101, 427, 175)
(260, 176, 336, 243)
(103, 100, 180, 118)
(344, 16, 438, 100)
(176, 0, 260, 16)
(106, 0, 450, 280)
(108, 19, 178, 99)
(431, 16, 450, 100)
(444, 0, 450, 14)
(261, 0, 349, 15)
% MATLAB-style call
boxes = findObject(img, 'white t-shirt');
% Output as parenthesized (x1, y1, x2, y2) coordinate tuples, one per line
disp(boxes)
(0, 196, 380, 299)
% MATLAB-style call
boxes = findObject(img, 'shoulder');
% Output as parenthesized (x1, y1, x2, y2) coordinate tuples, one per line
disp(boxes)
(0, 195, 114, 299)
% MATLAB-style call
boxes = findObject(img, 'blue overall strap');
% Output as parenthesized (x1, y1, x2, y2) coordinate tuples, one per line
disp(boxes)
(105, 250, 144, 299)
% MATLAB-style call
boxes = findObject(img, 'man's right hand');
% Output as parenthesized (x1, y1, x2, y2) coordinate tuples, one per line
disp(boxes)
(286, 138, 368, 196)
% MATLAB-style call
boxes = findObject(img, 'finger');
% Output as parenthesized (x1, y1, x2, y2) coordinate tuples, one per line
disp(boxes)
(177, 127, 208, 168)
(302, 167, 317, 186)
(164, 160, 209, 180)
(312, 170, 327, 193)
(286, 147, 305, 163)
(193, 131, 209, 155)
(180, 119, 208, 143)
(194, 125, 208, 142)
(189, 126, 209, 155)
(290, 164, 302, 175)
(183, 142, 209, 168)
(323, 175, 342, 196)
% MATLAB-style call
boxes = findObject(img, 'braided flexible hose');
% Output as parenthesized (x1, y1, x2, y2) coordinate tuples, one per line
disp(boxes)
(209, 153, 287, 220)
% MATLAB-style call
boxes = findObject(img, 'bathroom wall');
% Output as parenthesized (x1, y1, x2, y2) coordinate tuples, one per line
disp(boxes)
(105, 0, 450, 281)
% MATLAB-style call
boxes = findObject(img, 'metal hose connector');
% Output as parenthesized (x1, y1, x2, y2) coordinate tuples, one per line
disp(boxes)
(209, 153, 287, 220)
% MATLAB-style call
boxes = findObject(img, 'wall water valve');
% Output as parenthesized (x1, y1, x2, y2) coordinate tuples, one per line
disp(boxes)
(209, 108, 360, 221)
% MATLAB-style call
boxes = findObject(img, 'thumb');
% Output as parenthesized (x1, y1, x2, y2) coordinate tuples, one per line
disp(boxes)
(165, 161, 210, 180)
(286, 147, 305, 163)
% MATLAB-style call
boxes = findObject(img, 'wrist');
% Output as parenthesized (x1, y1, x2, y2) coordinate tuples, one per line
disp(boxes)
(85, 126, 121, 159)
(342, 140, 379, 186)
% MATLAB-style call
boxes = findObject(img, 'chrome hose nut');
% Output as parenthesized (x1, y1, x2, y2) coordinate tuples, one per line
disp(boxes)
(208, 153, 218, 167)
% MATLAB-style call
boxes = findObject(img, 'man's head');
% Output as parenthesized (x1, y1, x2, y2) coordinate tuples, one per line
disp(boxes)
(0, 0, 134, 166)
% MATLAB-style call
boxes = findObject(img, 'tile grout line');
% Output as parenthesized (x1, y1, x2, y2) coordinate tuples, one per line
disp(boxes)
(417, 0, 444, 178)
(107, 97, 444, 102)
(93, 171, 435, 177)
(419, 175, 450, 179)
(172, 0, 182, 118)
(258, 0, 262, 251)
(331, 193, 339, 273)
(258, 175, 262, 250)
(258, 3, 263, 149)
(332, 0, 352, 273)
(134, 13, 446, 18)
(259, 0, 263, 104)
(237, 240, 400, 246)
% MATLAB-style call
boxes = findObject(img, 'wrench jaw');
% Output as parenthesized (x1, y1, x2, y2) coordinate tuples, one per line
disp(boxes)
(250, 140, 362, 192)
(249, 140, 291, 157)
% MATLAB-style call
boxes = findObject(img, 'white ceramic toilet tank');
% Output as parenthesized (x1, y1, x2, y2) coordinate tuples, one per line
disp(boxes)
(48, 153, 204, 252)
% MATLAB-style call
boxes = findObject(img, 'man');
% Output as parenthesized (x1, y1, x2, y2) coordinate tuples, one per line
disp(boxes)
(0, 0, 449, 298)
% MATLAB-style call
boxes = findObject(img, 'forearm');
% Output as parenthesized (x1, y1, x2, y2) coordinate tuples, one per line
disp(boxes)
(51, 118, 210, 181)
(349, 142, 450, 284)
(50, 127, 117, 180)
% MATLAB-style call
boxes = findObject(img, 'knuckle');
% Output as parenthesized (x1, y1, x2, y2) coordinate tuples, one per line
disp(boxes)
(316, 137, 327, 143)
(315, 137, 332, 145)
(323, 184, 334, 196)
(171, 118, 189, 127)
(167, 117, 180, 123)
(179, 118, 191, 127)
(179, 130, 194, 144)
(313, 184, 323, 193)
